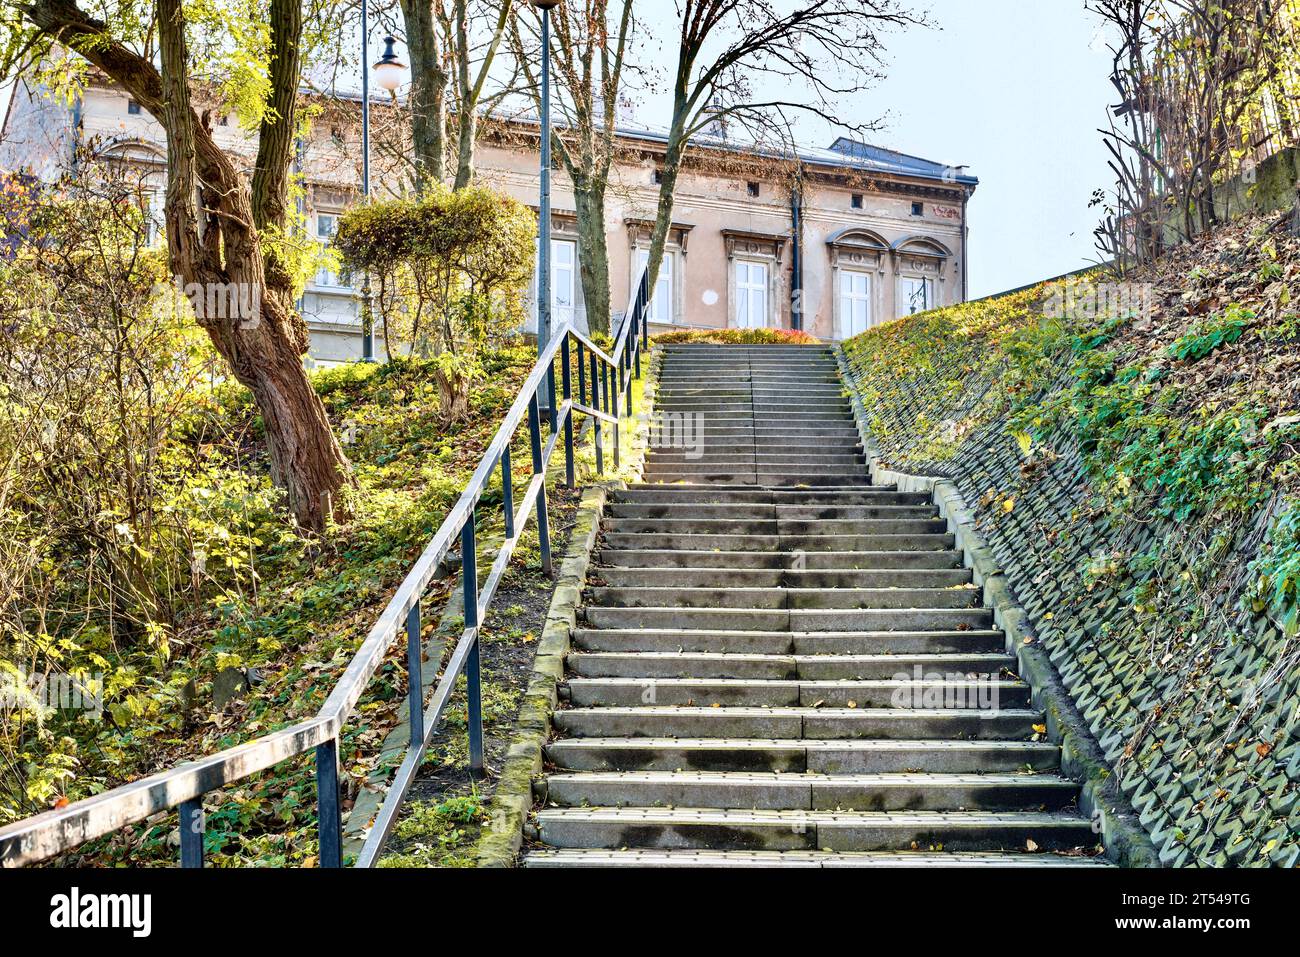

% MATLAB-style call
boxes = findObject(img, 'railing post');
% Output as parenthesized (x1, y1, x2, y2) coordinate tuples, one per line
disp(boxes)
(406, 603, 423, 747)
(561, 335, 575, 488)
(589, 349, 603, 474)
(576, 340, 586, 412)
(546, 364, 559, 434)
(316, 739, 342, 868)
(501, 447, 515, 539)
(179, 798, 204, 868)
(611, 360, 621, 471)
(641, 275, 650, 351)
(461, 512, 484, 776)
(528, 395, 554, 577)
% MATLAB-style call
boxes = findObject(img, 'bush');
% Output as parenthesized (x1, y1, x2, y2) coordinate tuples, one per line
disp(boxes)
(334, 186, 535, 420)
(653, 328, 821, 346)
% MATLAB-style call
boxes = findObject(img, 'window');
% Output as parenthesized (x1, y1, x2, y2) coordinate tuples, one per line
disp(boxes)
(315, 213, 344, 287)
(899, 276, 935, 317)
(652, 169, 663, 185)
(911, 201, 925, 217)
(552, 239, 577, 326)
(840, 270, 872, 337)
(143, 190, 165, 247)
(636, 248, 675, 324)
(746, 181, 761, 198)
(533, 238, 578, 328)
(735, 261, 768, 329)
(127, 99, 141, 115)
(851, 193, 864, 209)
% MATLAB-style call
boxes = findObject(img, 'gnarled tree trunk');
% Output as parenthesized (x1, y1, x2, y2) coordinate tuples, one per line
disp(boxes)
(29, 0, 352, 532)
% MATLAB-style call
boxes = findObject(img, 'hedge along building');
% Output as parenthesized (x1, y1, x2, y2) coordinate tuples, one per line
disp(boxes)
(0, 74, 978, 361)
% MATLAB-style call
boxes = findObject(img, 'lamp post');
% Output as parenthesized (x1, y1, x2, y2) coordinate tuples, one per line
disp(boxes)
(360, 2, 374, 362)
(531, 0, 561, 412)
(359, 25, 406, 364)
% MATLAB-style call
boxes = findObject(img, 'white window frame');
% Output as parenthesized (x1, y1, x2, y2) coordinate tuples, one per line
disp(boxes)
(840, 269, 873, 337)
(532, 237, 579, 330)
(898, 275, 935, 317)
(635, 247, 676, 325)
(314, 211, 345, 289)
(735, 259, 770, 329)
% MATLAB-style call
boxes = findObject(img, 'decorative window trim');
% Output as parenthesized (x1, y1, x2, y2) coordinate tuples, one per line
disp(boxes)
(826, 228, 888, 341)
(722, 229, 786, 330)
(891, 236, 951, 315)
(626, 218, 693, 325)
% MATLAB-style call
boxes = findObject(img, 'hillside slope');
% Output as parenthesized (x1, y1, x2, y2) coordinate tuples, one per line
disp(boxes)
(842, 212, 1300, 867)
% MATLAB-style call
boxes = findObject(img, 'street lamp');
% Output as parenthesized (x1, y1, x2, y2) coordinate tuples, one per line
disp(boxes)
(358, 18, 406, 362)
(373, 36, 407, 94)
(531, 0, 561, 412)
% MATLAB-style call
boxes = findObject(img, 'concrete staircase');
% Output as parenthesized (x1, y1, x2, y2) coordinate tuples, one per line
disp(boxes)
(523, 344, 1106, 867)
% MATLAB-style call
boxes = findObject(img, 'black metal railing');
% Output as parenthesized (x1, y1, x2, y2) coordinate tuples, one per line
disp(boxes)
(0, 269, 652, 869)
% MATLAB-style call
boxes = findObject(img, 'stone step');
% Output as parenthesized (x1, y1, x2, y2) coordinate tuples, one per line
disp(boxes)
(563, 677, 1031, 709)
(534, 807, 1097, 853)
(602, 519, 945, 537)
(640, 442, 866, 455)
(644, 474, 880, 488)
(595, 549, 964, 570)
(593, 562, 962, 584)
(568, 652, 1015, 680)
(582, 606, 994, 633)
(571, 628, 1006, 655)
(645, 453, 866, 467)
(544, 737, 1059, 773)
(585, 586, 980, 610)
(605, 505, 935, 522)
(523, 848, 1109, 868)
(553, 706, 1041, 740)
(590, 567, 969, 589)
(598, 533, 956, 553)
(541, 771, 1078, 811)
(611, 487, 913, 504)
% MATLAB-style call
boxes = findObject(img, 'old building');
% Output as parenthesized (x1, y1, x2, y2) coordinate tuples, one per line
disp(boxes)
(1, 76, 977, 362)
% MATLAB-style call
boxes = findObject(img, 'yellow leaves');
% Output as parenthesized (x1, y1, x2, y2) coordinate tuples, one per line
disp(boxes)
(1014, 431, 1034, 457)
(1003, 498, 1016, 513)
(1032, 723, 1047, 735)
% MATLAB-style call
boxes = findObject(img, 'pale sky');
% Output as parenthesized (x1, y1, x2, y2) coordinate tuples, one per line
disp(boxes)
(0, 1, 1116, 297)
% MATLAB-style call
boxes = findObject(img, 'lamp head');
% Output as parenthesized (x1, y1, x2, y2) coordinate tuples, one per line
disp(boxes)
(529, 0, 562, 8)
(372, 35, 407, 93)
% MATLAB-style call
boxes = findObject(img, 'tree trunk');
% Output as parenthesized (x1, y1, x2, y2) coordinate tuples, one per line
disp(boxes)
(573, 174, 611, 335)
(400, 0, 448, 190)
(643, 126, 687, 307)
(453, 108, 477, 190)
(29, 0, 353, 533)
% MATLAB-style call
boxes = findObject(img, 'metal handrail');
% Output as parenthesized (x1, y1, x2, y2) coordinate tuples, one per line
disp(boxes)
(0, 271, 653, 869)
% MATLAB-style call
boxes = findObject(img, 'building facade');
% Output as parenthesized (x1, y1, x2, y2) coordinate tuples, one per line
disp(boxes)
(1, 77, 978, 362)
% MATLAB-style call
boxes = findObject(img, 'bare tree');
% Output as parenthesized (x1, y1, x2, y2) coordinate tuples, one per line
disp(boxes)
(11, 0, 353, 532)
(639, 0, 925, 302)
(395, 0, 514, 192)
(510, 0, 637, 335)
(1091, 0, 1296, 268)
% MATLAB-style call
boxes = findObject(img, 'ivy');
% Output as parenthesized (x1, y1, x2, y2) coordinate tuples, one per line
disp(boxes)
(1166, 307, 1253, 363)
(1248, 500, 1300, 638)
